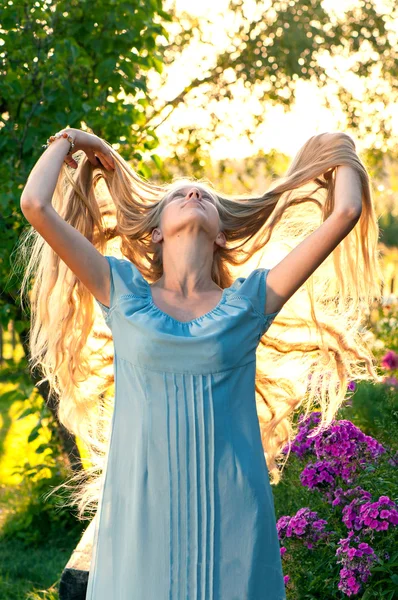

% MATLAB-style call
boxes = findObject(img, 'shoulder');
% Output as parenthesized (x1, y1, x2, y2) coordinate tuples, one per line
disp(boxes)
(105, 256, 148, 295)
(229, 267, 280, 327)
(96, 255, 149, 319)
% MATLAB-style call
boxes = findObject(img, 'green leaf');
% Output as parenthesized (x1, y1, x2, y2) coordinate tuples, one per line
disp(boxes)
(28, 430, 40, 443)
(152, 56, 163, 74)
(151, 153, 163, 170)
(96, 57, 118, 80)
(17, 407, 36, 420)
(137, 163, 152, 179)
(35, 443, 51, 454)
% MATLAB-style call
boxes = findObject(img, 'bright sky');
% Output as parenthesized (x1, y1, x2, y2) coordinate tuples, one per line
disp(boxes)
(145, 0, 398, 160)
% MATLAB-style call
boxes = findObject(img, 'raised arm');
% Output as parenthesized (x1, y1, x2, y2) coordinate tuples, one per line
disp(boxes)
(264, 164, 363, 315)
(20, 128, 116, 308)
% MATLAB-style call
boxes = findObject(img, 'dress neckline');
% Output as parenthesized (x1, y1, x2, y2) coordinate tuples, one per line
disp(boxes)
(143, 279, 229, 325)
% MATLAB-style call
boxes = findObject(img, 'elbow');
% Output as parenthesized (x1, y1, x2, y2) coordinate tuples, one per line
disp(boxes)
(20, 197, 47, 214)
(20, 197, 36, 216)
(333, 207, 362, 221)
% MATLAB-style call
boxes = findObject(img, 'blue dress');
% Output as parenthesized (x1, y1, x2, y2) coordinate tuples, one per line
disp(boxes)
(86, 255, 286, 600)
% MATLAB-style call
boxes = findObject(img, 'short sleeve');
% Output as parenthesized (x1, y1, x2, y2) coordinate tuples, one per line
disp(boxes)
(230, 267, 281, 336)
(95, 255, 148, 321)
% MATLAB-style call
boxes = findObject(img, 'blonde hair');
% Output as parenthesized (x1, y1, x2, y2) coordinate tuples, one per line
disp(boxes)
(16, 131, 384, 519)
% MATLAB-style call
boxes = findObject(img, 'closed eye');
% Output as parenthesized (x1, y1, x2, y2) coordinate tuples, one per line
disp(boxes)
(172, 192, 214, 203)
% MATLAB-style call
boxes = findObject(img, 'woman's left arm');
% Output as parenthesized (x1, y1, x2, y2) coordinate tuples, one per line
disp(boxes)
(264, 165, 363, 315)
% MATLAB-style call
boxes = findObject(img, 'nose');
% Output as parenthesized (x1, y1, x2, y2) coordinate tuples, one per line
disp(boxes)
(187, 187, 202, 200)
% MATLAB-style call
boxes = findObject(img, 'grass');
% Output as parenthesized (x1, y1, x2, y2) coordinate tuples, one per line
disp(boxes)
(0, 535, 71, 600)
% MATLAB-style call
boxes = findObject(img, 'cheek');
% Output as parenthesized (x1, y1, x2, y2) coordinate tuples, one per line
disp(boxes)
(160, 203, 180, 228)
(209, 206, 221, 228)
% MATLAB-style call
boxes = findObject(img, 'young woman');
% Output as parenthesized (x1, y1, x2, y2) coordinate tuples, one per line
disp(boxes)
(18, 128, 382, 599)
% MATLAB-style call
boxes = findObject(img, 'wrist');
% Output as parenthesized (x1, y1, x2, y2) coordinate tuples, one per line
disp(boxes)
(63, 127, 77, 142)
(42, 130, 75, 156)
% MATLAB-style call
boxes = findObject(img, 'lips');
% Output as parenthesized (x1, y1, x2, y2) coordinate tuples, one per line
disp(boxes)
(184, 199, 204, 209)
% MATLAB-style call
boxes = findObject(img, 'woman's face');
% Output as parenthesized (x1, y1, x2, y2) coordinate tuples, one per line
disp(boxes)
(152, 183, 225, 249)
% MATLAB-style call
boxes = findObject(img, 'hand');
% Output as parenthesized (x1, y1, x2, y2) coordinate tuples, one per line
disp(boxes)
(61, 128, 115, 171)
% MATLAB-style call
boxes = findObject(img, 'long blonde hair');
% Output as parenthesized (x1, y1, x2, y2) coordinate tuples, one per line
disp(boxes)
(16, 132, 384, 519)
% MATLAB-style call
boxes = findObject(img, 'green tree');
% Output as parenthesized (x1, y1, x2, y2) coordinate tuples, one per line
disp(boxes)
(0, 0, 173, 469)
(145, 0, 398, 160)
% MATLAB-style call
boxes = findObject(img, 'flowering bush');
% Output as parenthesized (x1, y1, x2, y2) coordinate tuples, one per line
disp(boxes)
(276, 411, 398, 598)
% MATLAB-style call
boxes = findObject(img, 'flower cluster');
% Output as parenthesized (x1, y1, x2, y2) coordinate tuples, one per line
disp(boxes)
(380, 350, 398, 370)
(300, 459, 339, 501)
(281, 410, 322, 458)
(289, 415, 386, 498)
(336, 531, 378, 597)
(378, 349, 398, 388)
(296, 423, 385, 504)
(331, 486, 371, 508)
(314, 420, 386, 465)
(342, 495, 398, 533)
(277, 507, 329, 550)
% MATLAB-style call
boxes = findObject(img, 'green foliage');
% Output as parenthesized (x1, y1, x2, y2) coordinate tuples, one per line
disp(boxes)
(1, 390, 84, 548)
(379, 212, 398, 248)
(0, 0, 175, 331)
(1, 464, 84, 548)
(338, 382, 398, 454)
(0, 374, 83, 548)
(152, 0, 398, 150)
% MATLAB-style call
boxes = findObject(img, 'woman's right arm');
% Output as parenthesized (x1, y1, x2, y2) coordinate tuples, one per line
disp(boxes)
(20, 129, 116, 309)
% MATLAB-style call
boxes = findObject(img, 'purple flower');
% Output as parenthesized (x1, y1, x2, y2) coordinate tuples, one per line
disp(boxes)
(300, 460, 339, 496)
(331, 486, 372, 508)
(314, 421, 386, 466)
(278, 409, 396, 596)
(381, 350, 398, 370)
(336, 532, 378, 596)
(342, 494, 398, 534)
(281, 411, 322, 458)
(283, 415, 386, 480)
(277, 507, 330, 549)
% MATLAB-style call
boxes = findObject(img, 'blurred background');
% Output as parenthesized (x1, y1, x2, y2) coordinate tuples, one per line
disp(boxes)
(0, 0, 397, 598)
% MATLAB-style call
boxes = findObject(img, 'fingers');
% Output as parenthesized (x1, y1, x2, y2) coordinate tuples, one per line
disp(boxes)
(86, 149, 101, 168)
(96, 149, 115, 171)
(87, 148, 115, 171)
(64, 154, 79, 169)
(63, 141, 116, 171)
